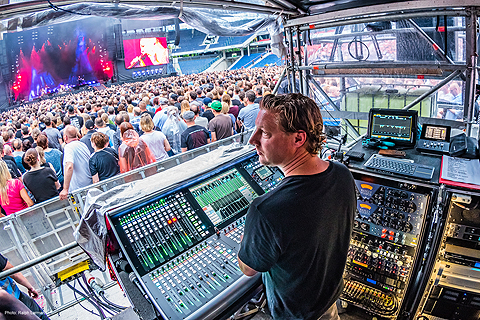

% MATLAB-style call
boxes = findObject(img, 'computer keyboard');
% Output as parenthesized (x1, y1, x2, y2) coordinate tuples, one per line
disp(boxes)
(364, 154, 435, 180)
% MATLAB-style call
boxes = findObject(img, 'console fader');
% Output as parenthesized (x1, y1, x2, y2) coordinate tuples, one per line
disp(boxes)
(342, 176, 432, 318)
(108, 152, 284, 320)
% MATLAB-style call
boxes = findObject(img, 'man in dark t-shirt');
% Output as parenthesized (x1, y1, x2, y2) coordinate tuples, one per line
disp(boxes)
(181, 111, 210, 152)
(238, 94, 355, 320)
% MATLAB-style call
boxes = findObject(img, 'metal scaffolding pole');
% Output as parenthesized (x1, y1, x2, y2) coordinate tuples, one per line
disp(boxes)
(273, 66, 287, 94)
(464, 8, 478, 136)
(288, 27, 296, 93)
(403, 70, 462, 110)
(407, 19, 455, 64)
(308, 74, 360, 137)
(296, 26, 304, 94)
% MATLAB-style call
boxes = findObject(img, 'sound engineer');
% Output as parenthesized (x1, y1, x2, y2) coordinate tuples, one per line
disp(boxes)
(238, 93, 356, 320)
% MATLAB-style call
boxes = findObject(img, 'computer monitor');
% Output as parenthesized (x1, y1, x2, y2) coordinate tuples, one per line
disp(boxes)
(367, 108, 418, 147)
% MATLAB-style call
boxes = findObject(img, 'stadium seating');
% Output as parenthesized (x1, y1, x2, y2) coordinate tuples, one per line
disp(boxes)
(209, 35, 252, 49)
(251, 53, 283, 68)
(171, 29, 206, 54)
(229, 52, 263, 70)
(178, 56, 219, 75)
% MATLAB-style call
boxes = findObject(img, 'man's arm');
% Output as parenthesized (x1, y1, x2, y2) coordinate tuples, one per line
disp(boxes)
(238, 256, 258, 277)
(59, 162, 73, 200)
(210, 131, 217, 142)
(4, 261, 39, 298)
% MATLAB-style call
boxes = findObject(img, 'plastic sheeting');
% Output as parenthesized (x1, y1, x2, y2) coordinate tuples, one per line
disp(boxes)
(1, 3, 286, 57)
(74, 144, 255, 270)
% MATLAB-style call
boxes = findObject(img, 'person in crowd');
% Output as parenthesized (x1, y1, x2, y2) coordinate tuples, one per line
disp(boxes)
(42, 116, 63, 151)
(208, 101, 233, 142)
(21, 126, 34, 145)
(181, 111, 210, 152)
(180, 100, 190, 118)
(223, 93, 239, 120)
(139, 114, 171, 161)
(0, 252, 49, 320)
(80, 119, 96, 154)
(89, 132, 120, 183)
(112, 114, 124, 152)
(12, 139, 26, 174)
(237, 90, 259, 131)
(23, 148, 60, 204)
(66, 105, 83, 131)
(36, 134, 63, 186)
(221, 102, 236, 132)
(238, 93, 355, 320)
(118, 128, 156, 173)
(191, 104, 208, 129)
(0, 143, 22, 180)
(162, 107, 187, 154)
(0, 160, 33, 216)
(59, 125, 92, 200)
(95, 117, 115, 148)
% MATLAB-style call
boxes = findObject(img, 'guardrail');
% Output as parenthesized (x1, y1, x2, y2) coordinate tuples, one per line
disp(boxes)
(0, 131, 251, 312)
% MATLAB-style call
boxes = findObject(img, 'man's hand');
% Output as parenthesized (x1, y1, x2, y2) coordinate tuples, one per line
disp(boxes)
(59, 189, 69, 200)
(28, 287, 39, 299)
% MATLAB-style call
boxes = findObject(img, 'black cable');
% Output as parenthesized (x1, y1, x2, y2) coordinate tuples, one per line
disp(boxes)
(47, 0, 91, 16)
(67, 281, 104, 319)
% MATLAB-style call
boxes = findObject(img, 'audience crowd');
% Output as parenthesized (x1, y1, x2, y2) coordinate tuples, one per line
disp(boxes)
(0, 66, 282, 214)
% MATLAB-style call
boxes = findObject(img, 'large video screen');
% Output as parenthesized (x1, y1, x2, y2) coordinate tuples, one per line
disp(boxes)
(5, 17, 113, 102)
(123, 37, 169, 69)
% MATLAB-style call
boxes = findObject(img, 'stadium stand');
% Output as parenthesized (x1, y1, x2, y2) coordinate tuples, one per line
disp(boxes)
(251, 53, 283, 68)
(209, 35, 253, 49)
(171, 29, 206, 54)
(178, 56, 219, 74)
(229, 52, 263, 70)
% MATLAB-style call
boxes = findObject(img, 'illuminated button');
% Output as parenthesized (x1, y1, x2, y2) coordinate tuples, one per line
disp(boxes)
(389, 231, 394, 236)
(381, 234, 386, 238)
(382, 229, 387, 233)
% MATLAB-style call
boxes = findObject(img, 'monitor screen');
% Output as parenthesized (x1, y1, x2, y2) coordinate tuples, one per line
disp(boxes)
(368, 108, 418, 146)
(189, 168, 259, 227)
(123, 37, 169, 69)
(421, 124, 451, 142)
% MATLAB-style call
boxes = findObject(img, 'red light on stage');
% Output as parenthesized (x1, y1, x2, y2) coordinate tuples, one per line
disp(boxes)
(167, 220, 172, 224)
(92, 46, 96, 53)
(172, 217, 177, 222)
(438, 26, 445, 32)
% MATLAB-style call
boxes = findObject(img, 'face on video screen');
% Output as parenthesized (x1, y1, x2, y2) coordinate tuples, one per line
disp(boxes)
(124, 37, 169, 69)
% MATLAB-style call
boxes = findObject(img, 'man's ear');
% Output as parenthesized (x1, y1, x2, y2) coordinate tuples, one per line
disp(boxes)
(293, 130, 307, 148)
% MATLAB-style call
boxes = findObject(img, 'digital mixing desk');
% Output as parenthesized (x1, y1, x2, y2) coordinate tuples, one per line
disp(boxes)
(107, 151, 284, 320)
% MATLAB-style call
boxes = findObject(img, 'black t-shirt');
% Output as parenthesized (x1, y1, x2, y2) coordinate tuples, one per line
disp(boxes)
(201, 110, 215, 122)
(2, 157, 21, 179)
(181, 125, 209, 150)
(89, 148, 120, 181)
(15, 130, 22, 139)
(23, 167, 59, 203)
(0, 253, 6, 270)
(69, 115, 84, 131)
(21, 136, 34, 145)
(238, 162, 356, 320)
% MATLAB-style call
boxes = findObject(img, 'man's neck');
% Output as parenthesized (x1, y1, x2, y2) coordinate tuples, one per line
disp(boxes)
(281, 150, 329, 177)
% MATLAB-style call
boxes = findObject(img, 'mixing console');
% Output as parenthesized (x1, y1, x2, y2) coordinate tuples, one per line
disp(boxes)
(240, 156, 284, 193)
(109, 152, 284, 320)
(342, 176, 432, 318)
